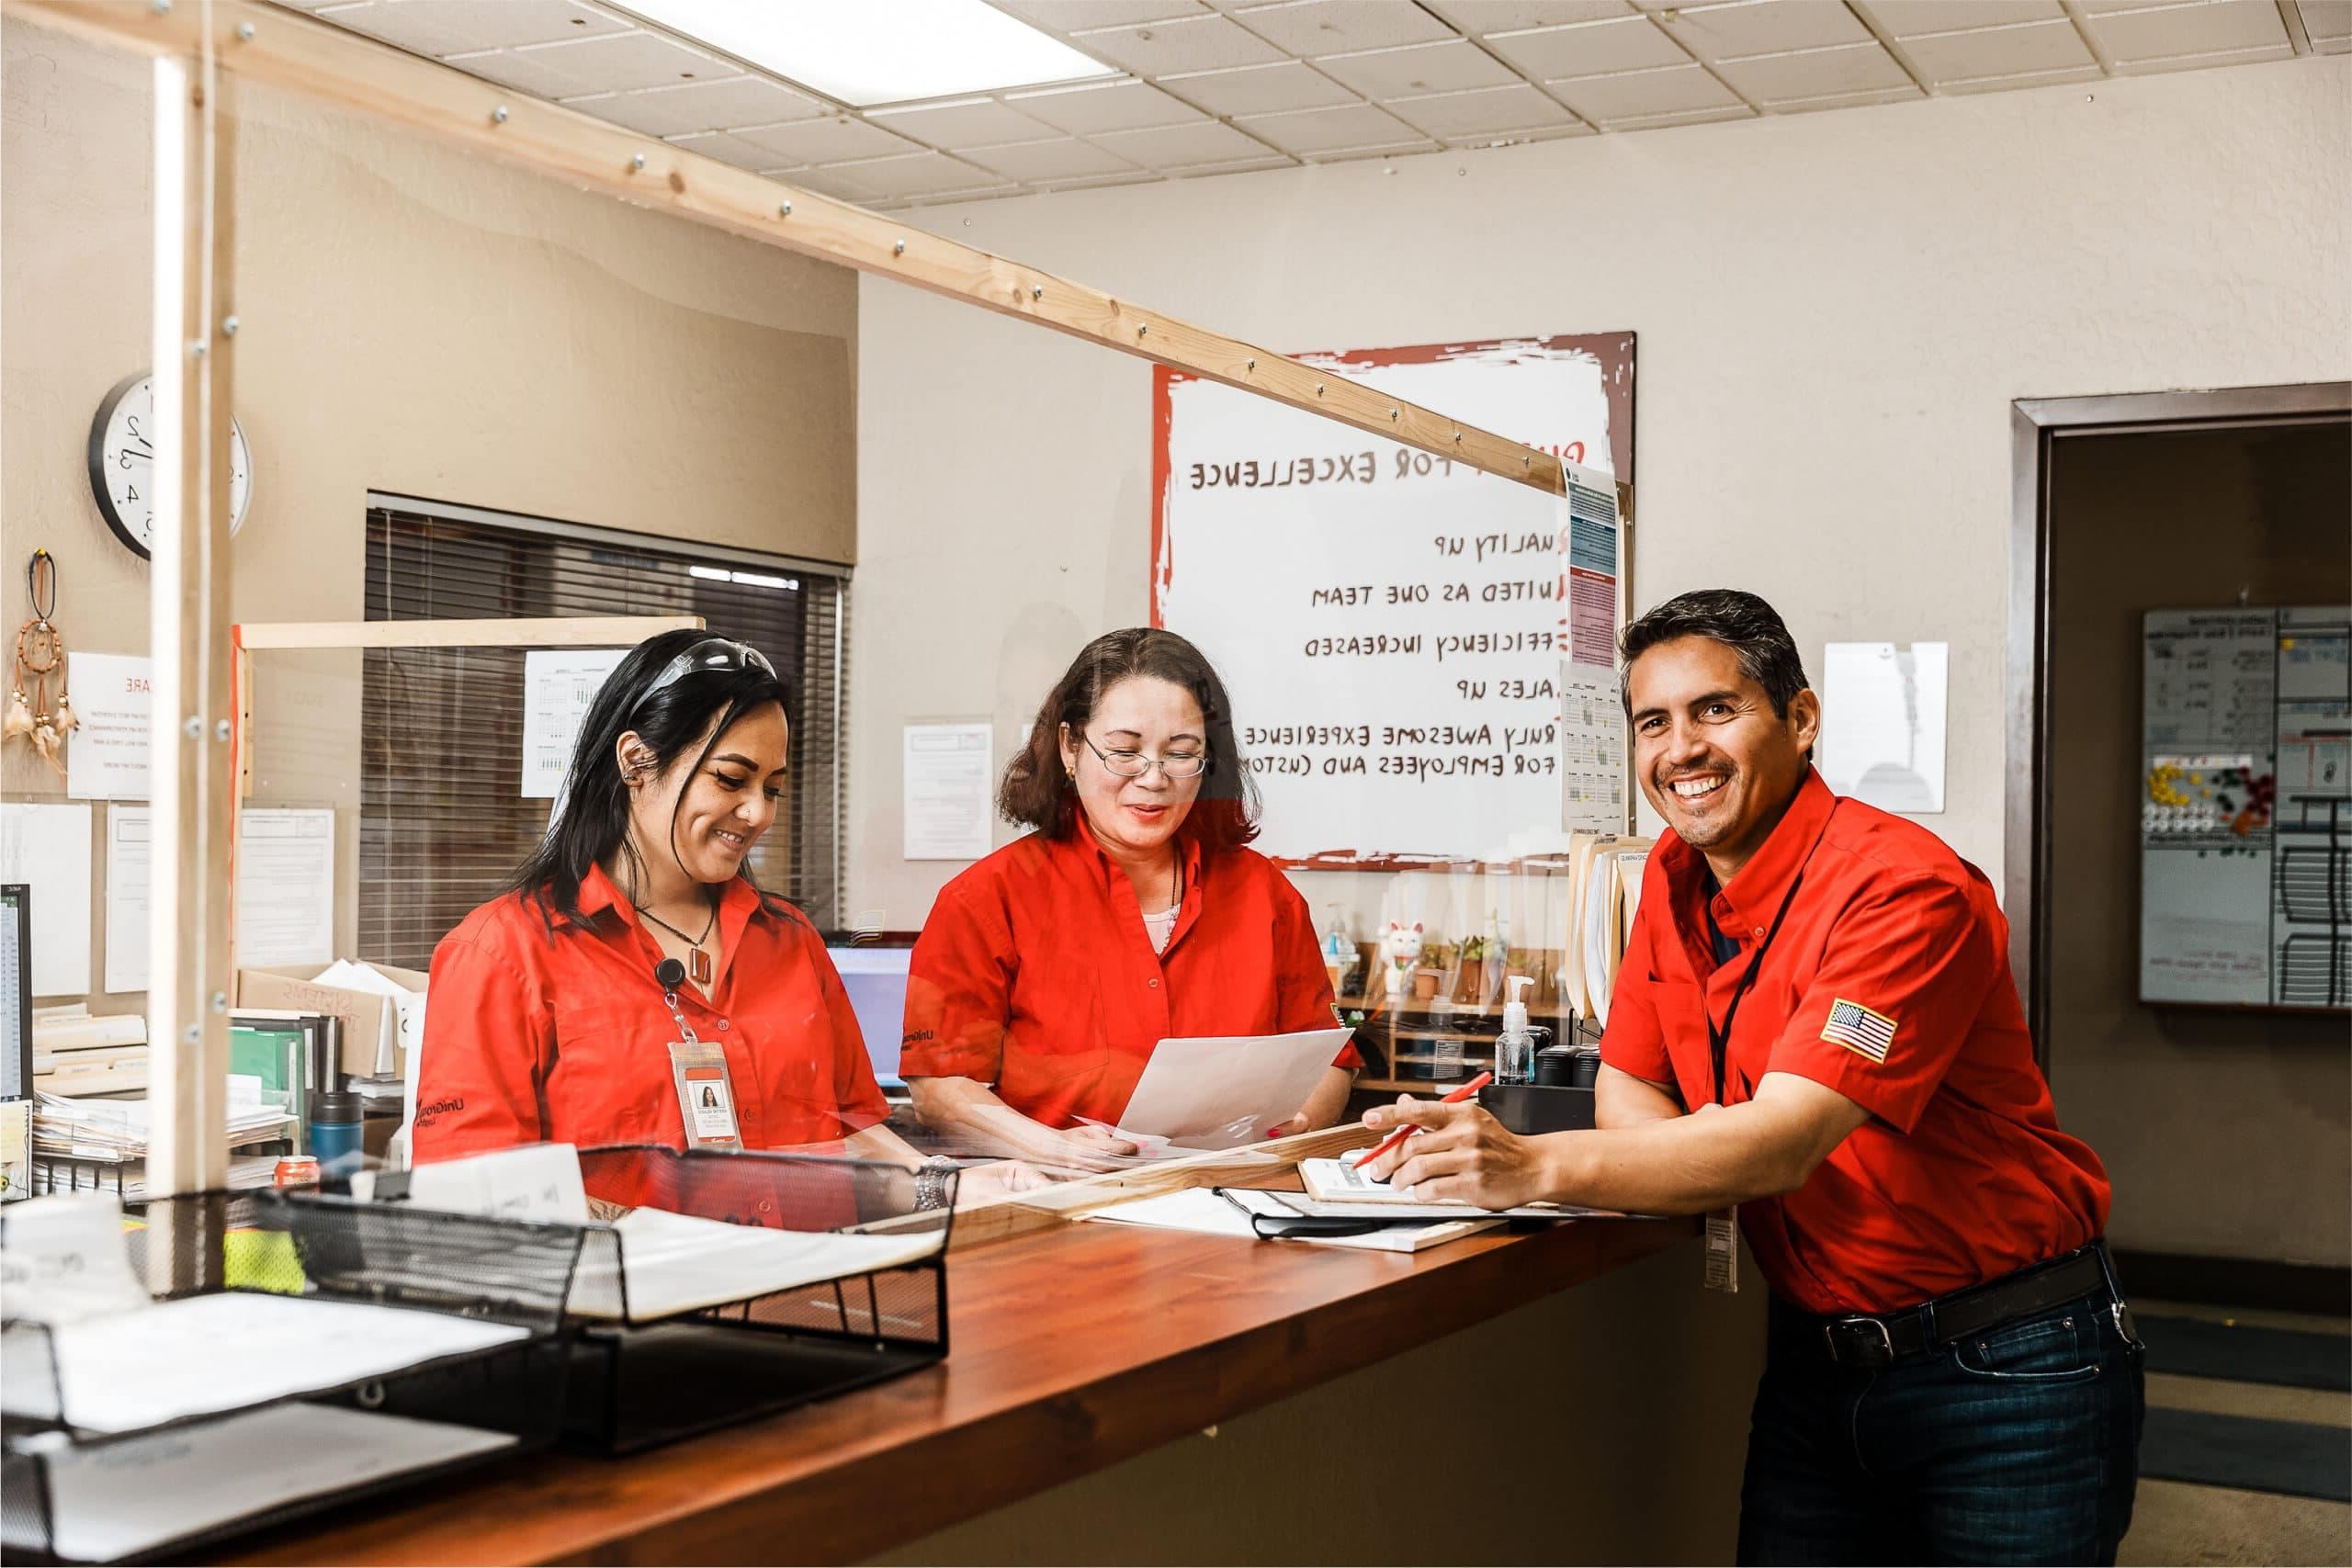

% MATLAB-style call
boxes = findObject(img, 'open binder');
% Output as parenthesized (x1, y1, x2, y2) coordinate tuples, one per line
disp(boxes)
(0, 1189, 576, 1564)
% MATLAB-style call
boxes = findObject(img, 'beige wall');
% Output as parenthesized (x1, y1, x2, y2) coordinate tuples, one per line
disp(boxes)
(2, 19, 854, 1010)
(849, 55, 2351, 937)
(2045, 421, 2351, 1267)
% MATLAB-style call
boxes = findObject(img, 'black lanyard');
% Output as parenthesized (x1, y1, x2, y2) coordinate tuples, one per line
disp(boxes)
(1707, 874, 1804, 1107)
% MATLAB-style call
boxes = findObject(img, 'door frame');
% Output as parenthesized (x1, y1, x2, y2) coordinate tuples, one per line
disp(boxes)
(2006, 381, 2352, 1064)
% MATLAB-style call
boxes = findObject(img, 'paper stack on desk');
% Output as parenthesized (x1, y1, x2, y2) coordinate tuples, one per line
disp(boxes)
(32, 1083, 291, 1164)
(1295, 1156, 1632, 1221)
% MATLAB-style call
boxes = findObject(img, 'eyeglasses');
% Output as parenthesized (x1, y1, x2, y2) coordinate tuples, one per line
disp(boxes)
(1081, 733, 1208, 781)
(1213, 1188, 1378, 1238)
(634, 637, 775, 712)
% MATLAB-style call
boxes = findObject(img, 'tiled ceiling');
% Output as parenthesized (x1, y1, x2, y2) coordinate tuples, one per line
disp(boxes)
(270, 0, 2344, 209)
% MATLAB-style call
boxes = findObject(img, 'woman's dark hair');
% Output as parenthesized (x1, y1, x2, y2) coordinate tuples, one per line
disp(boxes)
(1618, 588, 1811, 717)
(1001, 627, 1260, 851)
(508, 627, 794, 932)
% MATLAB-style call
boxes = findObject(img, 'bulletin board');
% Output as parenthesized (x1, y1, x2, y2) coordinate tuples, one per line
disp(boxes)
(2140, 605, 2350, 1008)
(1152, 334, 1635, 867)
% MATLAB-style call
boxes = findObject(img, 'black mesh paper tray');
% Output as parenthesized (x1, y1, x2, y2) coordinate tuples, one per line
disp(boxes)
(0, 1190, 579, 1563)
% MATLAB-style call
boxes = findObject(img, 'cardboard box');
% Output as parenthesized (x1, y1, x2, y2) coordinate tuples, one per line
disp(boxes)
(233, 962, 428, 1080)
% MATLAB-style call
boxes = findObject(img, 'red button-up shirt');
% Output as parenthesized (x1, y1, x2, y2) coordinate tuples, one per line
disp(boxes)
(1600, 770, 2110, 1314)
(413, 865, 888, 1160)
(899, 829, 1357, 1129)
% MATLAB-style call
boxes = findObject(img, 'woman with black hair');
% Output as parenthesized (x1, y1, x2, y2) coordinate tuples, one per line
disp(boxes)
(414, 630, 941, 1179)
(901, 628, 1359, 1170)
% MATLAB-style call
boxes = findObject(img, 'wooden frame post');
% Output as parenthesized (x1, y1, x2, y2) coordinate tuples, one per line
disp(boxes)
(145, 34, 238, 1200)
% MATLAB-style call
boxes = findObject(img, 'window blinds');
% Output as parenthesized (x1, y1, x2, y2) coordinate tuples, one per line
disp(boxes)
(359, 498, 847, 970)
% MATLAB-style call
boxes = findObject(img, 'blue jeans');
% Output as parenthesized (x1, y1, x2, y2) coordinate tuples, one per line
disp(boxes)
(1738, 1286, 2147, 1564)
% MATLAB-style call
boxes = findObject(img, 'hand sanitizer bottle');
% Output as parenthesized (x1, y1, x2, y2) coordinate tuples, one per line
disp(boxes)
(1497, 975, 1537, 1085)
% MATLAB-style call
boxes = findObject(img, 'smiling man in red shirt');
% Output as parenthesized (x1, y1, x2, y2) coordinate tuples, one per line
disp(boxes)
(1367, 589, 2143, 1565)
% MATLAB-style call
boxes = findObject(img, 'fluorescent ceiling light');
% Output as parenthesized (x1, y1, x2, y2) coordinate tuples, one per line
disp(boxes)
(616, 0, 1111, 107)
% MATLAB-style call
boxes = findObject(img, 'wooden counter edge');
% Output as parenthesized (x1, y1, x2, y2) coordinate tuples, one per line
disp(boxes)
(228, 1218, 1698, 1566)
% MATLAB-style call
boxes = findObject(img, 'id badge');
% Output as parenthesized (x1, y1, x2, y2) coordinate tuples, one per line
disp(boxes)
(667, 1040, 743, 1150)
(1704, 1209, 1740, 1294)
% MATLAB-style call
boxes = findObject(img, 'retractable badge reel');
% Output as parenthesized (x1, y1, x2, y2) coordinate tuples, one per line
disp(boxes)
(657, 957, 743, 1151)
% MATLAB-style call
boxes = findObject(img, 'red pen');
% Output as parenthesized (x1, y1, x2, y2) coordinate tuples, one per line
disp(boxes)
(1354, 1070, 1492, 1169)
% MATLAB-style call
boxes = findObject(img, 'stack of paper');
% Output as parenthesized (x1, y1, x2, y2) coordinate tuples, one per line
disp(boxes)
(1295, 1156, 1631, 1221)
(1557, 831, 1653, 1025)
(309, 959, 426, 1077)
(33, 1085, 291, 1164)
(30, 1006, 147, 1098)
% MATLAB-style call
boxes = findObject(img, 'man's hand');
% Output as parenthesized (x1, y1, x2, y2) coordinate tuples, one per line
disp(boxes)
(1265, 1065, 1359, 1139)
(1361, 1097, 1555, 1210)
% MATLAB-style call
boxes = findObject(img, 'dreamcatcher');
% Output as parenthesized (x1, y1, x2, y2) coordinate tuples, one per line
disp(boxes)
(7, 550, 79, 777)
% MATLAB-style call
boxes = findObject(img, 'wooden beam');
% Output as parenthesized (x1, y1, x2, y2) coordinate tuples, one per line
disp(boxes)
(145, 43, 236, 1201)
(235, 615, 702, 650)
(8, 0, 1567, 496)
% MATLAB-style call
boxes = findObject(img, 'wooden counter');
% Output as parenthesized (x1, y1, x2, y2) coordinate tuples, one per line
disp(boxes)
(228, 1212, 1701, 1566)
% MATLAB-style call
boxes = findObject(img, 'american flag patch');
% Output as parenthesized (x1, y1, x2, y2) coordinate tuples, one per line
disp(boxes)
(1822, 998, 1897, 1063)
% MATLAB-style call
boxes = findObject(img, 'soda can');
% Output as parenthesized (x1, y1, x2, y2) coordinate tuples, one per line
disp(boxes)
(274, 1155, 321, 1189)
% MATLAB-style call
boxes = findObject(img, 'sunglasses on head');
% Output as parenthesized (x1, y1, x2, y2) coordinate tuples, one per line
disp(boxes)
(632, 637, 775, 713)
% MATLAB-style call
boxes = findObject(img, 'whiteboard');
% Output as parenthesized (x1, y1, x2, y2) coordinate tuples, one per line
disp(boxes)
(1153, 336, 1633, 864)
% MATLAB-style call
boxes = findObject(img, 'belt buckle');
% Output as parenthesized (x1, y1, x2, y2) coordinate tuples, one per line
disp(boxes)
(1823, 1315, 1895, 1365)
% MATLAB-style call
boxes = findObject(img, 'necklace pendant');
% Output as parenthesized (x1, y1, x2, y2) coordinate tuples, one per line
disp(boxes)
(690, 946, 712, 987)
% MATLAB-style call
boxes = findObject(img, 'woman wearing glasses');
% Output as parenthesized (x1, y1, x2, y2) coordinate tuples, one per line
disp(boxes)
(413, 629, 1001, 1205)
(900, 628, 1359, 1169)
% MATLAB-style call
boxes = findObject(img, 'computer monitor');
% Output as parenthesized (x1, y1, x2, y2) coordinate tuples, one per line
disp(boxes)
(826, 944, 913, 1091)
(1, 885, 28, 1101)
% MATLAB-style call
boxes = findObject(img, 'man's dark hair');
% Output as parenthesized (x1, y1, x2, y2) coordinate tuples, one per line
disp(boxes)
(1618, 589, 1810, 717)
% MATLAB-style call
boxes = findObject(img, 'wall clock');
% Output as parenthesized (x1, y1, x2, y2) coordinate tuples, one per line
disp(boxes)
(86, 370, 253, 558)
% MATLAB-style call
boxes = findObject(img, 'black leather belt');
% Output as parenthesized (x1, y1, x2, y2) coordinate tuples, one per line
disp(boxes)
(1779, 1242, 2124, 1368)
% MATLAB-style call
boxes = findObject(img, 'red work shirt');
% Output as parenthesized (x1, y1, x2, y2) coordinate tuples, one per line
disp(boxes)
(414, 864, 889, 1160)
(1600, 770, 2110, 1315)
(899, 829, 1358, 1129)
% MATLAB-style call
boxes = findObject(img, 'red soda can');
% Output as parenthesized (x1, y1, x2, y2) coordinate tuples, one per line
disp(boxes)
(274, 1155, 321, 1189)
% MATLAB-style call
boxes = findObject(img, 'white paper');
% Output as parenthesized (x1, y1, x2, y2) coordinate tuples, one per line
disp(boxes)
(18, 1291, 528, 1434)
(233, 808, 335, 968)
(0, 1192, 153, 1327)
(311, 958, 427, 1073)
(104, 806, 152, 993)
(0, 802, 93, 997)
(40, 1402, 514, 1563)
(1117, 1027, 1351, 1149)
(902, 722, 992, 861)
(63, 651, 153, 801)
(1559, 660, 1628, 832)
(520, 649, 630, 800)
(1819, 642, 1948, 815)
(357, 1142, 590, 1226)
(571, 1206, 944, 1322)
(1298, 1156, 1628, 1221)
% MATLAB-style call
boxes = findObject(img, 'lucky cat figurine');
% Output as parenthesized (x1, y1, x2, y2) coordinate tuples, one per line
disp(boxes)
(1381, 919, 1424, 998)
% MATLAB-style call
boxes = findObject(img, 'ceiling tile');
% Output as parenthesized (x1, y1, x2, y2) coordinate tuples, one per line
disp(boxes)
(1303, 138, 1443, 162)
(317, 0, 625, 57)
(1937, 61, 2102, 90)
(1899, 17, 2097, 79)
(662, 130, 787, 171)
(1313, 39, 1522, 96)
(962, 136, 1147, 179)
(1765, 82, 1924, 111)
(2115, 38, 2295, 67)
(1385, 81, 1580, 136)
(1422, 1, 1634, 32)
(733, 115, 922, 164)
(989, 0, 1214, 27)
(868, 96, 1063, 148)
(2301, 0, 2352, 42)
(2083, 0, 2289, 59)
(1716, 40, 1910, 99)
(782, 164, 887, 203)
(570, 75, 824, 138)
(1227, 0, 1456, 53)
(1070, 13, 1290, 71)
(454, 30, 736, 98)
(2311, 33, 2350, 51)
(1654, 0, 1872, 60)
(1487, 15, 1690, 76)
(821, 152, 1004, 198)
(1546, 60, 1742, 118)
(1091, 117, 1283, 164)
(1862, 0, 2066, 37)
(1234, 100, 1430, 151)
(1607, 102, 1754, 128)
(1004, 78, 1210, 132)
(1159, 61, 1362, 114)
(1170, 154, 1301, 175)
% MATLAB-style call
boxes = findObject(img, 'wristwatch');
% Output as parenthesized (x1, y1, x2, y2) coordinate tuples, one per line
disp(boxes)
(912, 1156, 959, 1212)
